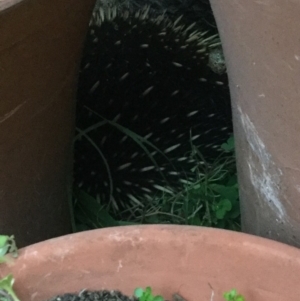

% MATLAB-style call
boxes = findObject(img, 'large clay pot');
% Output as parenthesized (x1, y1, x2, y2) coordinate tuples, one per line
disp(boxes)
(0, 0, 95, 246)
(0, 225, 300, 301)
(210, 1, 300, 246)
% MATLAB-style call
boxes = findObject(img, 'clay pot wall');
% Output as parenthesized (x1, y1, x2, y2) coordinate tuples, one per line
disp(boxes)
(0, 0, 95, 247)
(210, 0, 300, 246)
(1, 226, 300, 300)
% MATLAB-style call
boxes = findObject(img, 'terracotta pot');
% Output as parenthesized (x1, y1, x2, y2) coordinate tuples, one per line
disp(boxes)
(210, 1, 300, 246)
(1, 225, 300, 301)
(0, 0, 95, 246)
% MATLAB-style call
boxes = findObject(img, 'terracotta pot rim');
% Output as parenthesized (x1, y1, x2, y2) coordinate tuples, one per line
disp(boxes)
(18, 224, 300, 257)
(2, 225, 300, 301)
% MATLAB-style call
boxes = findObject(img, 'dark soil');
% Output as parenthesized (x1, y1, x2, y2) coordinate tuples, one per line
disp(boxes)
(47, 290, 136, 301)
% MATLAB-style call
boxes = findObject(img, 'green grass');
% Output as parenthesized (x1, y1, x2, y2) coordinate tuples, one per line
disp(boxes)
(73, 120, 240, 231)
(119, 138, 240, 230)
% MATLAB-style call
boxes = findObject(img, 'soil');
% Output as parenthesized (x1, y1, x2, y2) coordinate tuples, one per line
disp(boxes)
(46, 290, 187, 301)
(47, 290, 137, 301)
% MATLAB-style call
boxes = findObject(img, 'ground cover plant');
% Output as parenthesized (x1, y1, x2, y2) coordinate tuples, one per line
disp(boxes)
(0, 235, 20, 301)
(73, 136, 240, 232)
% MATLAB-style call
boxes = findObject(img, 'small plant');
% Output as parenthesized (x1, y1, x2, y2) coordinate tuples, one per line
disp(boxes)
(0, 236, 18, 263)
(223, 289, 245, 301)
(134, 287, 164, 301)
(0, 275, 20, 301)
(0, 235, 19, 301)
(73, 136, 240, 232)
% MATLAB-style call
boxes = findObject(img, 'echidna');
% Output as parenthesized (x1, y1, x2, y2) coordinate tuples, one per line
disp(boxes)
(74, 0, 232, 214)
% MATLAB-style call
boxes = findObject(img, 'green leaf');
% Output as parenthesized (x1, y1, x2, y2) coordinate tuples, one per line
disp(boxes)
(0, 274, 20, 301)
(221, 199, 232, 211)
(210, 184, 238, 202)
(133, 287, 163, 301)
(215, 199, 232, 219)
(221, 136, 235, 152)
(216, 209, 225, 220)
(0, 236, 18, 262)
(144, 287, 152, 299)
(0, 236, 9, 250)
(223, 289, 245, 301)
(134, 288, 144, 298)
(152, 296, 164, 301)
(227, 203, 241, 219)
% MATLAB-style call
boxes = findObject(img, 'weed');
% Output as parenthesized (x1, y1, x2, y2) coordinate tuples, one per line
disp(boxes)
(0, 275, 20, 301)
(223, 289, 245, 301)
(73, 135, 240, 231)
(0, 236, 19, 301)
(134, 287, 164, 301)
(0, 236, 17, 263)
(121, 138, 239, 230)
